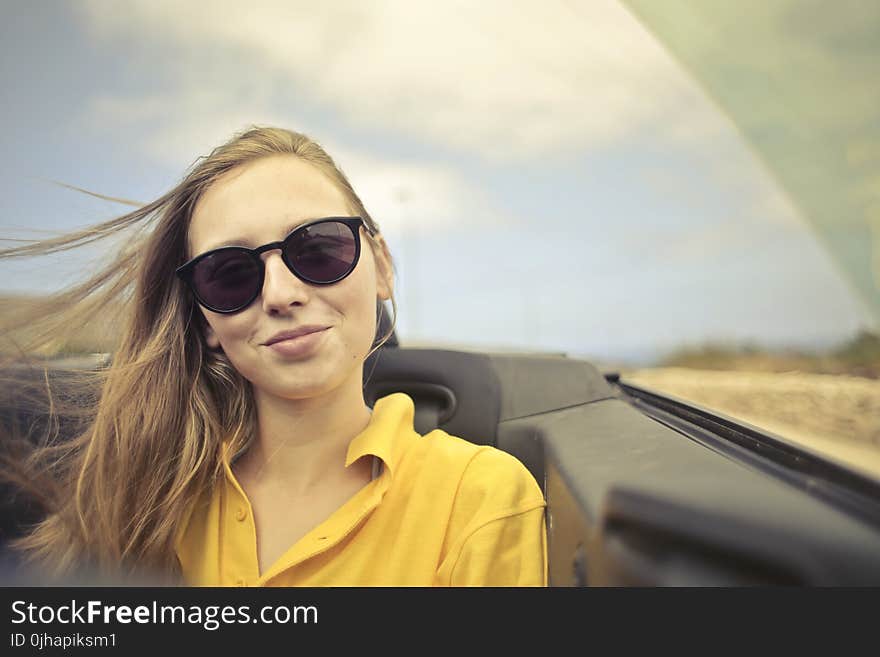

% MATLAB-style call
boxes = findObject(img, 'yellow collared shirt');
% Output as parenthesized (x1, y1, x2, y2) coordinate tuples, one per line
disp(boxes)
(175, 392, 547, 586)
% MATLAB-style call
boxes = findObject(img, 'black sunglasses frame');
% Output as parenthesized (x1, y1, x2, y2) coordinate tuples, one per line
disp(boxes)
(176, 216, 372, 314)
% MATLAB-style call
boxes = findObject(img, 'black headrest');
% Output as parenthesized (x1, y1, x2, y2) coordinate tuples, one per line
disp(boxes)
(363, 348, 501, 445)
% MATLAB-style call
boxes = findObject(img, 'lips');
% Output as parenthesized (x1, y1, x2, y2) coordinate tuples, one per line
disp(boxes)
(263, 325, 330, 346)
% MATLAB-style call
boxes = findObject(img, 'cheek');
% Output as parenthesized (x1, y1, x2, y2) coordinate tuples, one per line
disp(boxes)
(341, 276, 381, 350)
(342, 265, 378, 318)
(202, 311, 256, 351)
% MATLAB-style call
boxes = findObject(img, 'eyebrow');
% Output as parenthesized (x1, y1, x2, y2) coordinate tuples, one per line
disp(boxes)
(201, 218, 316, 253)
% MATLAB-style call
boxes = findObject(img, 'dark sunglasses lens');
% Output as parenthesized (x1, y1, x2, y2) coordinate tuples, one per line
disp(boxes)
(192, 250, 260, 311)
(286, 221, 357, 283)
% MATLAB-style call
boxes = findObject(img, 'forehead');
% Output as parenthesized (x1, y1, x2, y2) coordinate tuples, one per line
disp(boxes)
(188, 155, 351, 254)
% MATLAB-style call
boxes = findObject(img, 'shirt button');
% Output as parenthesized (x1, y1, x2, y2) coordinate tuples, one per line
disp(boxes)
(235, 507, 247, 522)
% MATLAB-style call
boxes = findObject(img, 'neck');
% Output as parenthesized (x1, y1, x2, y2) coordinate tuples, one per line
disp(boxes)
(237, 366, 372, 495)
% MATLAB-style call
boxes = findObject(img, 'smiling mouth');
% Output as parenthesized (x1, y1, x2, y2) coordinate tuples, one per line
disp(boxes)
(263, 325, 331, 346)
(264, 327, 330, 358)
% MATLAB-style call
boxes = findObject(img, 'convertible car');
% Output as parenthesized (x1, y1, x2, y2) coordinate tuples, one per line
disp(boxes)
(2, 1, 878, 588)
(3, 320, 880, 586)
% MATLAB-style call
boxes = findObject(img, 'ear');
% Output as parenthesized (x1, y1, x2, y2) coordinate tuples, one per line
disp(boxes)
(372, 234, 394, 301)
(203, 317, 222, 350)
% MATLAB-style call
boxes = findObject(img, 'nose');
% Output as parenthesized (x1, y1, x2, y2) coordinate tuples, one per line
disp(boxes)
(259, 251, 311, 314)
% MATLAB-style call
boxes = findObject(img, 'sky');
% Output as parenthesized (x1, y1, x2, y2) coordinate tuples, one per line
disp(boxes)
(0, 0, 874, 365)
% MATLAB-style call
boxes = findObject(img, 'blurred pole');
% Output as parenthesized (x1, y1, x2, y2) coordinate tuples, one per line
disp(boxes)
(394, 186, 419, 340)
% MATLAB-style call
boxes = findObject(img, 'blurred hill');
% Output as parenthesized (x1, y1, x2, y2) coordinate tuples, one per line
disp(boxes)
(651, 330, 880, 380)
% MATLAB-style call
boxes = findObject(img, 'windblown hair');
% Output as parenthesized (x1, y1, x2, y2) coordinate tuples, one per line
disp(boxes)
(0, 126, 397, 582)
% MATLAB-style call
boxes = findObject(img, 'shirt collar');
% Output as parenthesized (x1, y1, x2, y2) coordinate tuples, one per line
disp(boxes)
(221, 391, 418, 479)
(345, 392, 418, 480)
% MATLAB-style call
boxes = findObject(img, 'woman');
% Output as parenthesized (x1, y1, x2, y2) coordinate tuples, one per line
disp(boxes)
(1, 126, 546, 586)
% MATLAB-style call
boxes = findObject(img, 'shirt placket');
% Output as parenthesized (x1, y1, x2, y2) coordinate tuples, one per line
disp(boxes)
(258, 476, 389, 585)
(222, 474, 261, 586)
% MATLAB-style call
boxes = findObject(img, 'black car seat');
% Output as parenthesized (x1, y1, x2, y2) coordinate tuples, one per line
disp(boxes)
(363, 343, 616, 492)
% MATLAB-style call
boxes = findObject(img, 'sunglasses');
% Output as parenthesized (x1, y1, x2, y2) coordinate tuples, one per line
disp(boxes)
(176, 216, 372, 314)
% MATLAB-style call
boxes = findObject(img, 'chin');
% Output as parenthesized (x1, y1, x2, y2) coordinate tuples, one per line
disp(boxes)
(252, 368, 350, 401)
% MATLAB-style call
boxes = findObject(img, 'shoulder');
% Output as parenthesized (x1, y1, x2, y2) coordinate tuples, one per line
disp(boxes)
(418, 432, 547, 586)
(418, 429, 545, 525)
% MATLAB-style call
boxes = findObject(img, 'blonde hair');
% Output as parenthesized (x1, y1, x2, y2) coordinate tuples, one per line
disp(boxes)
(0, 126, 397, 581)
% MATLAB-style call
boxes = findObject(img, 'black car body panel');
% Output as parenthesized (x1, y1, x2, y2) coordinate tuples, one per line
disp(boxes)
(364, 347, 880, 586)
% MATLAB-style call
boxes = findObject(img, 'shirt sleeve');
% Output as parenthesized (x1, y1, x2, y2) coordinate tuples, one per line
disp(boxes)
(437, 446, 548, 587)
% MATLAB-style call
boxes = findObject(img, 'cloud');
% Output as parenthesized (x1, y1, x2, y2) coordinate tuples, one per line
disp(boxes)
(78, 0, 730, 160)
(83, 92, 503, 236)
(84, 92, 291, 168)
(322, 144, 503, 236)
(75, 0, 805, 262)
